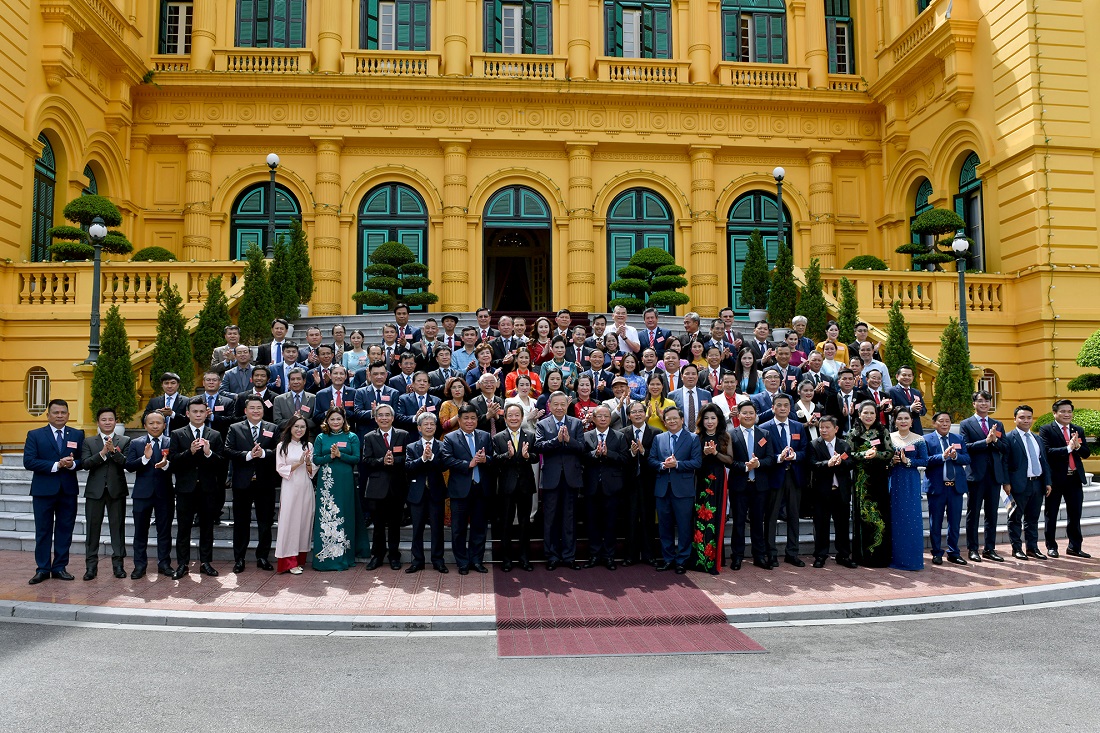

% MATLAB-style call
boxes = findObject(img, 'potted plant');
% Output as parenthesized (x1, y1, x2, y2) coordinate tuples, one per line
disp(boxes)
(741, 228, 769, 322)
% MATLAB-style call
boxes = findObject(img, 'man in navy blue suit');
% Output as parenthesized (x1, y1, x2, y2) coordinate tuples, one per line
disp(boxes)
(1000, 405, 1052, 561)
(637, 307, 672, 357)
(534, 391, 587, 569)
(648, 405, 702, 573)
(314, 365, 356, 433)
(925, 411, 971, 565)
(1039, 399, 1093, 558)
(396, 371, 442, 432)
(760, 394, 809, 567)
(23, 399, 85, 584)
(728, 400, 777, 569)
(886, 366, 926, 434)
(959, 390, 1008, 562)
(405, 413, 448, 573)
(124, 411, 175, 578)
(442, 405, 493, 574)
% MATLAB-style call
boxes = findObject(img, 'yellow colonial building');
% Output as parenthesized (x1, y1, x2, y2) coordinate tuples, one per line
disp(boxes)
(2, 0, 1099, 441)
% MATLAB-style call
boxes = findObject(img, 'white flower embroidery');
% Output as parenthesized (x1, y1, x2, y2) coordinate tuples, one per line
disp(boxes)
(314, 464, 350, 561)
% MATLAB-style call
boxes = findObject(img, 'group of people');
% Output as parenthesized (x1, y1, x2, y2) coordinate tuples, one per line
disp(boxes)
(23, 304, 1093, 585)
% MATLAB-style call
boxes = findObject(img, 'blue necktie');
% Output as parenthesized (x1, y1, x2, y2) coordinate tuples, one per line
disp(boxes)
(274, 342, 281, 365)
(467, 432, 480, 483)
(55, 428, 65, 456)
(779, 422, 787, 449)
(1025, 433, 1041, 476)
(942, 436, 956, 481)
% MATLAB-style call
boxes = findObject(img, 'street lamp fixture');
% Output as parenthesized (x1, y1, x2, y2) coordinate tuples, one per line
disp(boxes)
(85, 216, 108, 364)
(952, 228, 970, 344)
(772, 166, 787, 248)
(265, 153, 280, 259)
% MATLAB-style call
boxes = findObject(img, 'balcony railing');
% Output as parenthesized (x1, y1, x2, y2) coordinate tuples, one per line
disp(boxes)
(596, 57, 690, 83)
(343, 51, 440, 77)
(818, 270, 1008, 316)
(150, 54, 191, 73)
(213, 48, 313, 73)
(472, 53, 566, 80)
(827, 73, 867, 92)
(717, 62, 806, 88)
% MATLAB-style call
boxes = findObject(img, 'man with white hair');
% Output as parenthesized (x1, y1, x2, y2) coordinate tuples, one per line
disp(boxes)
(609, 305, 641, 353)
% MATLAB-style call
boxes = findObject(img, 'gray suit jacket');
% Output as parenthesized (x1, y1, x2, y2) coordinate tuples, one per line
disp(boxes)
(80, 434, 131, 500)
(273, 390, 318, 427)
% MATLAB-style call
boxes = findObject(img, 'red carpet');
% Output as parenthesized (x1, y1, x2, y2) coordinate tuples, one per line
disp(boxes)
(494, 565, 765, 658)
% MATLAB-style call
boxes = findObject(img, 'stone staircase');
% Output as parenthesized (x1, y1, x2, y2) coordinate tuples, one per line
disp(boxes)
(0, 455, 1096, 564)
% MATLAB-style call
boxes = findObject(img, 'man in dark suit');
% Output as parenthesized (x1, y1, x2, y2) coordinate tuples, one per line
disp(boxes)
(427, 347, 459, 399)
(360, 403, 409, 570)
(925, 411, 972, 566)
(273, 368, 318, 431)
(824, 368, 861, 435)
(474, 307, 500, 343)
(469, 373, 506, 439)
(393, 302, 422, 344)
(267, 342, 300, 393)
(396, 371, 442, 432)
(442, 404, 493, 574)
(223, 395, 280, 574)
(411, 319, 445, 373)
(760, 394, 809, 567)
(751, 368, 784, 423)
(353, 361, 401, 445)
(886, 366, 926, 434)
(648, 405, 702, 573)
(314, 365, 357, 432)
(1001, 405, 1053, 561)
(728, 400, 777, 569)
(679, 312, 706, 348)
(235, 365, 280, 423)
(745, 320, 778, 366)
(848, 322, 881, 363)
(405, 413, 448, 574)
(79, 408, 130, 580)
(638, 307, 672, 357)
(168, 396, 227, 578)
(221, 345, 256, 396)
(388, 351, 419, 394)
(582, 406, 630, 569)
(492, 404, 539, 572)
(580, 348, 616, 401)
(1039, 398, 1093, 558)
(565, 326, 593, 366)
(959, 390, 1008, 562)
(670, 364, 712, 428)
(23, 399, 85, 584)
(124, 411, 175, 578)
(255, 318, 291, 365)
(770, 345, 803, 396)
(143, 372, 190, 433)
(807, 415, 857, 568)
(490, 315, 521, 374)
(535, 390, 587, 569)
(621, 402, 658, 565)
(305, 344, 338, 395)
(197, 371, 237, 436)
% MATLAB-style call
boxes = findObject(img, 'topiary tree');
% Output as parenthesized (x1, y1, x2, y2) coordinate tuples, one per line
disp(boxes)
(192, 276, 230, 370)
(353, 241, 439, 310)
(843, 254, 889, 271)
(740, 229, 769, 311)
(905, 208, 965, 271)
(150, 283, 194, 395)
(607, 247, 689, 313)
(933, 317, 974, 423)
(287, 219, 314, 307)
(883, 300, 916, 382)
(1068, 329, 1100, 393)
(268, 237, 300, 322)
(767, 242, 797, 327)
(798, 258, 829, 341)
(837, 276, 858, 343)
(237, 243, 275, 345)
(48, 195, 133, 261)
(131, 246, 177, 262)
(91, 305, 138, 423)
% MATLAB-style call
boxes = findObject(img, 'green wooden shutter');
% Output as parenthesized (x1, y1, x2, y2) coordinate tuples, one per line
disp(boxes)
(363, 0, 379, 49)
(411, 0, 430, 50)
(532, 0, 551, 53)
(288, 0, 305, 47)
(641, 5, 654, 57)
(721, 9, 737, 60)
(770, 13, 785, 62)
(605, 1, 622, 56)
(255, 0, 271, 46)
(484, 0, 502, 51)
(272, 0, 287, 46)
(396, 0, 412, 48)
(159, 0, 170, 53)
(522, 0, 534, 52)
(826, 17, 837, 72)
(609, 233, 637, 300)
(752, 12, 785, 63)
(643, 4, 670, 59)
(237, 0, 255, 46)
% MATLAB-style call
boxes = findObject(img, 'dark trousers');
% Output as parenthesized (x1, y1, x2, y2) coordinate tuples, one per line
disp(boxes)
(812, 486, 853, 560)
(766, 472, 802, 561)
(730, 487, 768, 561)
(32, 492, 78, 573)
(625, 476, 657, 562)
(966, 478, 1000, 552)
(586, 489, 618, 561)
(232, 481, 276, 562)
(409, 495, 445, 565)
(1009, 481, 1044, 552)
(176, 490, 222, 566)
(499, 490, 533, 562)
(451, 484, 488, 568)
(655, 489, 693, 565)
(1045, 478, 1084, 551)
(368, 491, 405, 561)
(928, 490, 964, 558)
(84, 493, 127, 568)
(542, 485, 578, 562)
(132, 491, 174, 570)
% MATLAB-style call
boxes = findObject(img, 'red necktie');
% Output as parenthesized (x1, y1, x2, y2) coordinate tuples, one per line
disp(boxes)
(334, 390, 341, 406)
(1064, 424, 1076, 470)
(980, 416, 988, 435)
(482, 330, 488, 341)
(383, 432, 390, 449)
(904, 387, 912, 402)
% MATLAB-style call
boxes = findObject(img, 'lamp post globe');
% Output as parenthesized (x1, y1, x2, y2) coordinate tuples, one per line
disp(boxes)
(772, 166, 785, 182)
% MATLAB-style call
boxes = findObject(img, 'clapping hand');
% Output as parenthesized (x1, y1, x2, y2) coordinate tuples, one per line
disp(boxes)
(143, 441, 154, 460)
(521, 441, 530, 459)
(58, 454, 75, 469)
(507, 438, 515, 457)
(746, 455, 760, 470)
(330, 442, 341, 459)
(557, 423, 569, 442)
(662, 454, 677, 469)
(631, 439, 643, 456)
(251, 443, 264, 459)
(384, 449, 394, 466)
(865, 446, 877, 459)
(423, 441, 433, 461)
(704, 440, 717, 456)
(828, 453, 842, 467)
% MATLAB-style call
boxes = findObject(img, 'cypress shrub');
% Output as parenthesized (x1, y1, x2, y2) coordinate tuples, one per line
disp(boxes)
(91, 305, 138, 423)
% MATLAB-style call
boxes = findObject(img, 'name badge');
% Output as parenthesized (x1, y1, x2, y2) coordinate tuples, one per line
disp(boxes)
(214, 405, 224, 412)
(758, 438, 767, 447)
(336, 442, 347, 448)
(427, 405, 436, 411)
(66, 441, 78, 449)
(161, 448, 170, 457)
(840, 452, 849, 460)
(656, 336, 665, 343)
(869, 438, 880, 446)
(787, 375, 796, 381)
(791, 433, 800, 441)
(381, 395, 390, 401)
(343, 400, 355, 407)
(993, 428, 1002, 437)
(300, 405, 311, 413)
(264, 400, 272, 408)
(903, 444, 915, 452)
(392, 445, 403, 453)
(262, 430, 274, 438)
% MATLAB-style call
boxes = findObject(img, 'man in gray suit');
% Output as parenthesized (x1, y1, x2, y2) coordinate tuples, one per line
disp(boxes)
(221, 345, 256, 396)
(273, 368, 317, 431)
(534, 390, 586, 570)
(648, 405, 702, 573)
(79, 408, 131, 580)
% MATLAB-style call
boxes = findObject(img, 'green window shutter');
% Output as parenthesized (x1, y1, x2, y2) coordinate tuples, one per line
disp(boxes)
(770, 13, 786, 63)
(826, 17, 837, 73)
(721, 9, 737, 60)
(605, 1, 622, 57)
(410, 0, 430, 50)
(532, 0, 551, 54)
(396, 0, 412, 49)
(484, 0, 502, 51)
(159, 0, 170, 53)
(255, 0, 271, 46)
(522, 0, 534, 52)
(272, 0, 287, 47)
(753, 12, 784, 63)
(641, 5, 654, 57)
(237, 0, 255, 46)
(288, 0, 305, 47)
(643, 4, 670, 59)
(363, 0, 379, 49)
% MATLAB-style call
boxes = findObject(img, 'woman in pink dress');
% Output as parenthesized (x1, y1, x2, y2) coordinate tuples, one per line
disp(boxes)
(274, 416, 315, 574)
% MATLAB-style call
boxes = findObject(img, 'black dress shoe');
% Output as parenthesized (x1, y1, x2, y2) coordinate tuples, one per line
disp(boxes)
(1012, 550, 1029, 560)
(769, 558, 780, 569)
(200, 562, 219, 577)
(501, 560, 513, 572)
(583, 558, 599, 569)
(172, 566, 189, 579)
(158, 565, 175, 577)
(365, 557, 382, 571)
(1046, 548, 1059, 558)
(1066, 548, 1092, 558)
(390, 560, 402, 571)
(730, 558, 742, 571)
(232, 560, 246, 574)
(968, 551, 982, 563)
(545, 560, 559, 571)
(839, 559, 859, 569)
(52, 570, 74, 581)
(113, 565, 126, 579)
(784, 557, 806, 568)
(83, 569, 96, 581)
(473, 563, 489, 573)
(569, 561, 583, 570)
(458, 567, 470, 575)
(982, 550, 1005, 562)
(931, 556, 943, 565)
(606, 560, 617, 571)
(654, 561, 670, 572)
(520, 561, 534, 572)
(621, 558, 635, 567)
(947, 555, 967, 566)
(131, 566, 147, 580)
(432, 562, 449, 574)
(405, 563, 424, 574)
(1028, 550, 1047, 560)
(812, 558, 826, 569)
(28, 571, 49, 585)
(257, 558, 274, 571)
(752, 559, 772, 570)
(674, 564, 687, 575)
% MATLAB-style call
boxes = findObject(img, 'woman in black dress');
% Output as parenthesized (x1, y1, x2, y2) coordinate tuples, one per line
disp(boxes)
(688, 403, 733, 573)
(847, 400, 896, 567)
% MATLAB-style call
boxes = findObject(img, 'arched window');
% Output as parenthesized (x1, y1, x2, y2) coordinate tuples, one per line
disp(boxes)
(727, 190, 792, 316)
(825, 0, 854, 74)
(361, 0, 430, 50)
(358, 183, 429, 311)
(25, 367, 50, 416)
(955, 152, 985, 271)
(229, 182, 301, 260)
(605, 0, 671, 59)
(721, 0, 786, 63)
(159, 0, 194, 54)
(484, 0, 551, 54)
(236, 0, 306, 48)
(607, 188, 674, 310)
(31, 133, 56, 263)
(82, 165, 98, 196)
(909, 177, 933, 271)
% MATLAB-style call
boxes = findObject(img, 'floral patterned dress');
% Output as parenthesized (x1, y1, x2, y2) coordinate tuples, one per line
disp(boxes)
(688, 434, 731, 574)
(847, 423, 896, 567)
(311, 431, 367, 571)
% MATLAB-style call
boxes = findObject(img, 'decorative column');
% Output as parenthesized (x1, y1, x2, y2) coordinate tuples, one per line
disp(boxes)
(687, 0, 712, 83)
(566, 142, 597, 311)
(312, 137, 343, 314)
(190, 0, 216, 71)
(181, 136, 213, 260)
(443, 0, 468, 75)
(863, 150, 885, 259)
(689, 146, 719, 316)
(808, 150, 837, 268)
(567, 0, 592, 80)
(804, 0, 828, 88)
(317, 0, 343, 73)
(440, 139, 471, 310)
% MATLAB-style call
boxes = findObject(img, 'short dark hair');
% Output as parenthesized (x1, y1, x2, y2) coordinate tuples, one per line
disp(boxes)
(837, 368, 854, 378)
(679, 363, 699, 376)
(1014, 404, 1034, 417)
(393, 302, 409, 314)
(662, 405, 683, 419)
(252, 365, 270, 378)
(972, 390, 993, 401)
(461, 326, 478, 336)
(160, 372, 180, 383)
(1052, 399, 1074, 412)
(475, 307, 491, 317)
(242, 395, 266, 408)
(368, 360, 388, 372)
(931, 411, 952, 422)
(719, 307, 734, 316)
(457, 403, 479, 417)
(436, 345, 452, 356)
(96, 407, 116, 419)
(187, 395, 209, 409)
(271, 318, 289, 329)
(855, 321, 869, 330)
(550, 335, 567, 347)
(771, 393, 792, 407)
(817, 414, 838, 428)
(736, 400, 756, 413)
(224, 324, 239, 334)
(556, 308, 571, 317)
(642, 307, 658, 318)
(317, 344, 334, 355)
(897, 365, 914, 375)
(592, 314, 606, 324)
(283, 341, 299, 351)
(754, 320, 769, 329)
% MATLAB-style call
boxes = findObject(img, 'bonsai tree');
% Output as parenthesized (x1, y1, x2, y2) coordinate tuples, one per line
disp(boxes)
(353, 241, 439, 310)
(843, 254, 889, 271)
(91, 305, 138, 424)
(150, 283, 195, 395)
(237, 243, 275, 345)
(837, 276, 858, 344)
(191, 276, 230, 370)
(883, 300, 916, 382)
(1068, 328, 1100, 393)
(798, 258, 829, 341)
(607, 247, 689, 313)
(48, 195, 133, 261)
(932, 317, 974, 423)
(131, 246, 177, 262)
(268, 238, 300, 322)
(740, 229, 769, 312)
(904, 208, 965, 271)
(767, 242, 797, 327)
(287, 220, 314, 307)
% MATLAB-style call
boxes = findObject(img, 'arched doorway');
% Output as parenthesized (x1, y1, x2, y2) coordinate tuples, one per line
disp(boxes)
(229, 182, 301, 260)
(727, 190, 792, 317)
(357, 182, 429, 312)
(606, 187, 675, 311)
(482, 185, 552, 311)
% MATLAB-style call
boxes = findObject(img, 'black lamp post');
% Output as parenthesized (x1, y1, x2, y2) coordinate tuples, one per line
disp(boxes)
(85, 216, 108, 364)
(952, 228, 970, 344)
(772, 166, 787, 249)
(265, 152, 280, 258)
